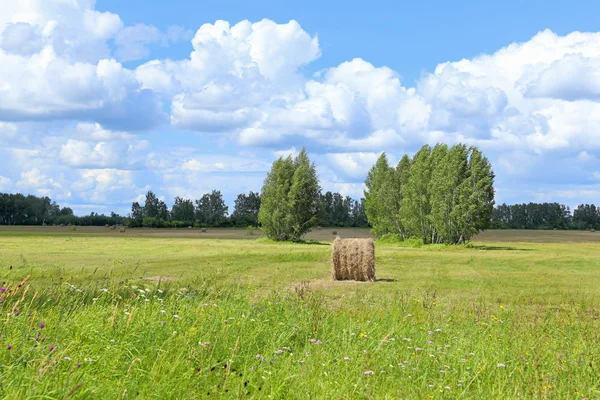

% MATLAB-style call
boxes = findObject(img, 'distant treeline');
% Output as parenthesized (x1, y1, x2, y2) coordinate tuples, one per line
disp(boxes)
(0, 191, 368, 228)
(491, 203, 600, 230)
(128, 190, 368, 228)
(3, 191, 600, 231)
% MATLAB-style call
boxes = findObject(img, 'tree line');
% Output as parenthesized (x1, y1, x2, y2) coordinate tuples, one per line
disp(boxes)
(0, 193, 125, 226)
(491, 203, 600, 230)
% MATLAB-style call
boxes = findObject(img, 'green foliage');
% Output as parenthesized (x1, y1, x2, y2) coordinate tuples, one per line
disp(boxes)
(231, 192, 261, 227)
(259, 149, 320, 241)
(365, 144, 495, 244)
(170, 197, 195, 226)
(195, 190, 229, 227)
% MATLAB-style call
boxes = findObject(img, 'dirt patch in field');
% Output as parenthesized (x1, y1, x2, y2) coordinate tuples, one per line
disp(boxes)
(144, 276, 178, 282)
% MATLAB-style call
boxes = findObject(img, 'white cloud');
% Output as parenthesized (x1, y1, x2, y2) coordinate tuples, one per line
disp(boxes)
(0, 1, 163, 131)
(114, 23, 193, 62)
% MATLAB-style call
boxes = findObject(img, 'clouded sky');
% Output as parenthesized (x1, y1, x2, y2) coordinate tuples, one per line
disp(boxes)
(1, 0, 600, 215)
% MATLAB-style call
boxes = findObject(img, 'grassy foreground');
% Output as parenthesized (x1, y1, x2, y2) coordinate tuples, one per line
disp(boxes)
(0, 231, 599, 399)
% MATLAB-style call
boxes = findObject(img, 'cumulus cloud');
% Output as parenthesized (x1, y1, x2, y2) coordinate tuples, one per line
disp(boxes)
(0, 0, 164, 131)
(3, 2, 600, 211)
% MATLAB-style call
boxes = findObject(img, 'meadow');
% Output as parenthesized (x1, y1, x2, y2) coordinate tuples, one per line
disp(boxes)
(0, 228, 599, 399)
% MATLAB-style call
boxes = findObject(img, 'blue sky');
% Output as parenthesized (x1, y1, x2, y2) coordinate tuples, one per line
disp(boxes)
(1, 0, 600, 215)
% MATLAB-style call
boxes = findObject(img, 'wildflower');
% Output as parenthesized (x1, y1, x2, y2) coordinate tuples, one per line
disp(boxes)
(173, 315, 181, 319)
(459, 359, 467, 363)
(34, 335, 40, 341)
(49, 345, 55, 352)
(274, 349, 284, 355)
(364, 370, 375, 375)
(0, 287, 5, 292)
(402, 338, 412, 342)
(344, 357, 351, 361)
(428, 331, 433, 335)
(406, 313, 413, 317)
(109, 339, 115, 343)
(7, 344, 12, 350)
(157, 289, 163, 294)
(499, 305, 505, 310)
(13, 309, 20, 316)
(76, 362, 82, 367)
(64, 357, 72, 361)
(92, 298, 98, 301)
(359, 332, 367, 338)
(200, 342, 210, 347)
(440, 370, 445, 374)
(101, 288, 109, 293)
(160, 310, 166, 314)
(428, 384, 434, 388)
(445, 386, 451, 390)
(309, 339, 322, 345)
(435, 329, 442, 332)
(458, 384, 463, 387)
(415, 347, 424, 351)
(160, 321, 166, 326)
(282, 346, 291, 351)
(497, 363, 506, 368)
(256, 354, 265, 361)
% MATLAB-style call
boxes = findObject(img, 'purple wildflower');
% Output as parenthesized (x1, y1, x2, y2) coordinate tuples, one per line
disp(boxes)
(34, 335, 40, 341)
(0, 287, 5, 292)
(49, 345, 55, 352)
(7, 344, 12, 350)
(274, 349, 284, 355)
(39, 322, 45, 329)
(14, 309, 20, 316)
(256, 354, 265, 361)
(309, 338, 323, 345)
(76, 362, 82, 367)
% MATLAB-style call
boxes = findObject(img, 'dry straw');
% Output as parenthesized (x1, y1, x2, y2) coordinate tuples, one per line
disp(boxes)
(331, 238, 376, 282)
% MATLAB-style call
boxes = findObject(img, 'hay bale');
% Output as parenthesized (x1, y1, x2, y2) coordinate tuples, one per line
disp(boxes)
(120, 228, 126, 233)
(201, 228, 207, 233)
(331, 238, 375, 282)
(187, 226, 193, 229)
(332, 230, 338, 235)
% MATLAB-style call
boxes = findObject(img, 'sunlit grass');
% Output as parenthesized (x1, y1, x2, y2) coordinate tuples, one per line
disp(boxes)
(0, 231, 599, 398)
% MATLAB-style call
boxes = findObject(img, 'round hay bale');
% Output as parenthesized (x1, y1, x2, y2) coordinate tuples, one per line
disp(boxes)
(331, 238, 375, 282)
(187, 226, 193, 229)
(201, 228, 207, 233)
(332, 230, 338, 235)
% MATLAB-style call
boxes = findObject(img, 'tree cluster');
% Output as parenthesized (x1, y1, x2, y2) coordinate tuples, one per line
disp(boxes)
(316, 192, 368, 228)
(364, 144, 495, 244)
(258, 149, 321, 241)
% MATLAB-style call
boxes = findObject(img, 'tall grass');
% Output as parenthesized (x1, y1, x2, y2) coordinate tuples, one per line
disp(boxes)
(1, 275, 599, 399)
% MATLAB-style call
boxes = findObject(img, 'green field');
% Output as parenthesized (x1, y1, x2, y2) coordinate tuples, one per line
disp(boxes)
(0, 228, 599, 399)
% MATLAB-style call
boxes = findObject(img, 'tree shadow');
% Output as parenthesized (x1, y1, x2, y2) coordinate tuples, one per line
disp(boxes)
(375, 278, 397, 282)
(468, 245, 533, 251)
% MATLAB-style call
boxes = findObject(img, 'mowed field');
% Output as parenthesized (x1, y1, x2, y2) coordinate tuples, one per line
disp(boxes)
(0, 228, 599, 399)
